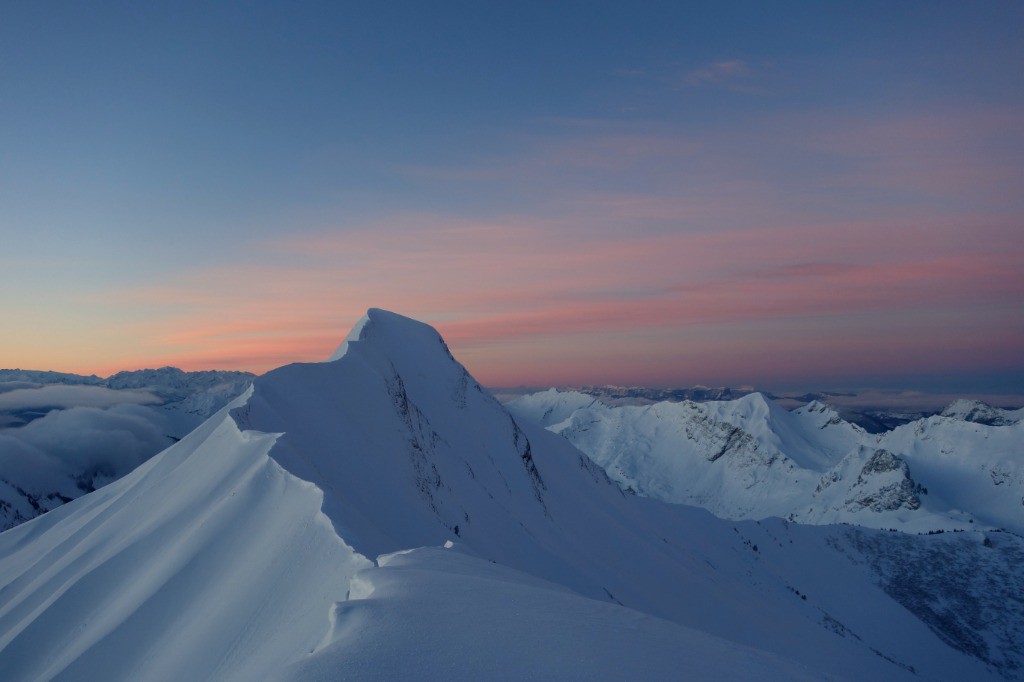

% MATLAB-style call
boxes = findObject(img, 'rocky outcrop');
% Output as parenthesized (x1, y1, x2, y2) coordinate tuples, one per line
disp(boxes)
(845, 449, 922, 513)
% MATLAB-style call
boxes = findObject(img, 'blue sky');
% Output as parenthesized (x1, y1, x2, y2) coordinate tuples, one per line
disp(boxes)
(2, 2, 1022, 394)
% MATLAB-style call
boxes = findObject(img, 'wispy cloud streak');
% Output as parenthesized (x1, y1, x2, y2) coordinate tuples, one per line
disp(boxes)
(84, 201, 1023, 388)
(10, 102, 1021, 391)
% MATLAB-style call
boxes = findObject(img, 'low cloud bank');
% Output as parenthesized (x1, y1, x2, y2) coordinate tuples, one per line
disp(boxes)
(813, 390, 1024, 413)
(0, 404, 172, 495)
(0, 374, 252, 531)
(0, 384, 161, 410)
(0, 385, 176, 530)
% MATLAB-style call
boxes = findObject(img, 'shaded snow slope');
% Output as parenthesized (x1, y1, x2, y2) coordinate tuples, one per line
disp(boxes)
(284, 545, 821, 682)
(1, 310, 1019, 679)
(509, 389, 1024, 533)
(878, 416, 1024, 534)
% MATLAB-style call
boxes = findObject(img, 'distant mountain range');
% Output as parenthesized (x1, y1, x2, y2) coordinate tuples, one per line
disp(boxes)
(497, 384, 1022, 433)
(0, 366, 254, 428)
(508, 390, 1024, 535)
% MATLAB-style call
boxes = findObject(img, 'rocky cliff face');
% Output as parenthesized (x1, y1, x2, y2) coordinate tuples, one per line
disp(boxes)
(845, 449, 922, 513)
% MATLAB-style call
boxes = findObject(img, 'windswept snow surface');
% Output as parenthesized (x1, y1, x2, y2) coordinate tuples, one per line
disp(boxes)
(284, 545, 821, 682)
(508, 390, 1024, 533)
(1, 310, 1020, 679)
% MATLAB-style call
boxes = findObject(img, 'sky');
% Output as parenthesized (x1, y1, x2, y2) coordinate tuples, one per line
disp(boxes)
(1, 1, 1022, 394)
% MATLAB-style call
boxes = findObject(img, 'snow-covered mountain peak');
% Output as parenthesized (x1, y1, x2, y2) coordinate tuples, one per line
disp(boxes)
(703, 392, 848, 471)
(702, 393, 783, 444)
(505, 387, 601, 428)
(324, 309, 470, 405)
(342, 309, 461, 380)
(794, 399, 867, 438)
(718, 390, 777, 419)
(795, 399, 838, 420)
(104, 365, 186, 383)
(940, 399, 1022, 426)
(327, 307, 407, 360)
(815, 447, 924, 516)
(237, 308, 551, 561)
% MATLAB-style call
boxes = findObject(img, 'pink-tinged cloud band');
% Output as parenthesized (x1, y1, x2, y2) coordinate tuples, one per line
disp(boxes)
(68, 201, 1023, 390)
(6, 105, 1020, 391)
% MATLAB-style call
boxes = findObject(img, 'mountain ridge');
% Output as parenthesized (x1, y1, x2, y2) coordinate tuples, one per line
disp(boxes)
(508, 388, 1023, 534)
(1, 310, 1020, 679)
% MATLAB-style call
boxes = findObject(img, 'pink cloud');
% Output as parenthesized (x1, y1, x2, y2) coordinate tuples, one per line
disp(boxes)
(77, 203, 1023, 387)
(401, 106, 1024, 225)
(47, 105, 1024, 385)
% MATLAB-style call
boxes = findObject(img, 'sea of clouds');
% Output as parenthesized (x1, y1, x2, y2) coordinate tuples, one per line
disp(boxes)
(0, 383, 173, 497)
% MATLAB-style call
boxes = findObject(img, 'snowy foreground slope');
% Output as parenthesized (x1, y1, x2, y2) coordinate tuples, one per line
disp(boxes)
(1, 310, 1021, 680)
(508, 389, 1024, 534)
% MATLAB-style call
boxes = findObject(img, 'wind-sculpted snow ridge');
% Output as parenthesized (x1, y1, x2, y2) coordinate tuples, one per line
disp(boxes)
(1, 310, 1020, 679)
(0, 388, 373, 680)
(509, 389, 1024, 535)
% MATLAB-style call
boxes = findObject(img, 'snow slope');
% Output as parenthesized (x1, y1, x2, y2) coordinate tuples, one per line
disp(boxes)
(508, 390, 1024, 533)
(0, 310, 1019, 679)
(878, 416, 1024, 533)
(285, 545, 821, 682)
